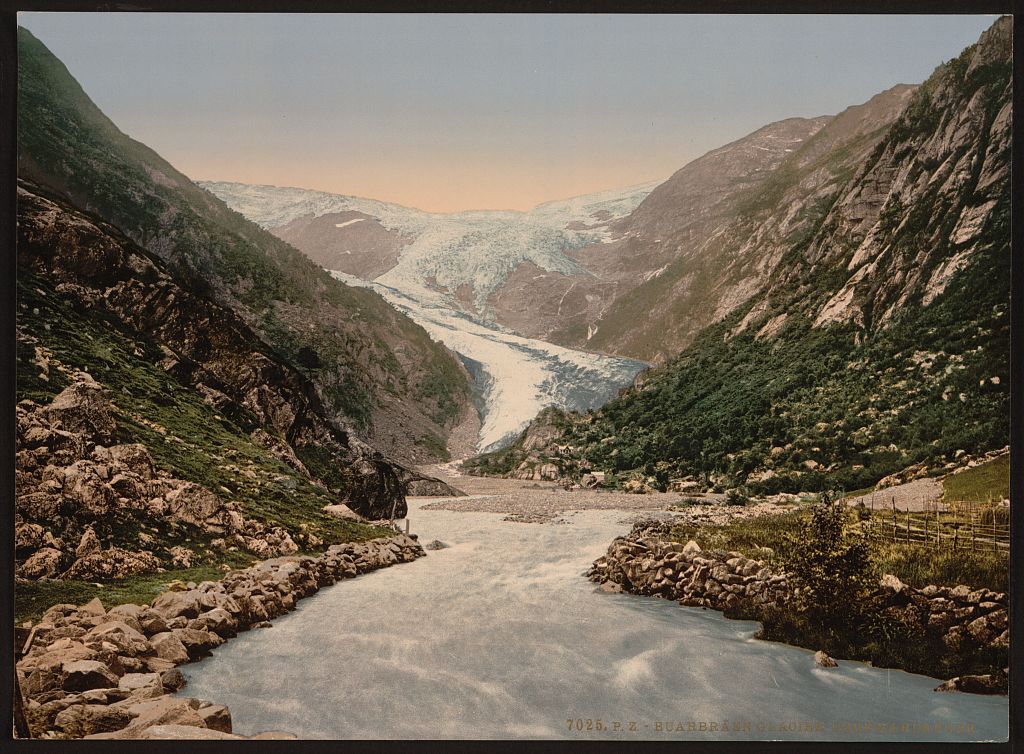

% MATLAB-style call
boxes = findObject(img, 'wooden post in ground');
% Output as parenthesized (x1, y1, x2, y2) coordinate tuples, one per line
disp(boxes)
(924, 512, 929, 548)
(405, 518, 410, 535)
(13, 626, 36, 739)
(892, 497, 897, 543)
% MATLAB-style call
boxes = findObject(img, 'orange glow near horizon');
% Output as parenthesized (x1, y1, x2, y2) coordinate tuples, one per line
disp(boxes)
(182, 153, 673, 213)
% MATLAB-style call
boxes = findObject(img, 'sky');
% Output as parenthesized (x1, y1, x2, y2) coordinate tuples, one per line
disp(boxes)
(19, 13, 998, 213)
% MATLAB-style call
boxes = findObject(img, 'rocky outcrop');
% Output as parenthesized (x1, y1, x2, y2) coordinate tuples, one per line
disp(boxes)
(17, 533, 424, 739)
(17, 184, 408, 519)
(589, 521, 1008, 694)
(15, 375, 305, 580)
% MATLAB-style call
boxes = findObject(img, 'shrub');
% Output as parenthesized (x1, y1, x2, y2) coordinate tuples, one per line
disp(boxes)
(782, 491, 873, 627)
(724, 487, 750, 506)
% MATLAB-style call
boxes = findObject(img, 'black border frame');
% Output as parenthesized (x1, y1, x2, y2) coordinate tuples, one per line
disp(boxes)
(0, 2, 1018, 752)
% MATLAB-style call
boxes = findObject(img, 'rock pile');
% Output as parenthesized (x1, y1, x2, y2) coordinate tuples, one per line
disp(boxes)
(588, 522, 791, 614)
(17, 533, 424, 739)
(15, 374, 301, 580)
(588, 521, 1009, 694)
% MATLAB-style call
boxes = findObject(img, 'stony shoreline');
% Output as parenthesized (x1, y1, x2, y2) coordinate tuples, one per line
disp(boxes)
(16, 532, 425, 740)
(588, 521, 1009, 695)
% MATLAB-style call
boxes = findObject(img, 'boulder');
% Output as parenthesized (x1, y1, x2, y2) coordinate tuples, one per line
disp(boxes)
(424, 540, 449, 551)
(54, 703, 134, 737)
(160, 668, 186, 692)
(19, 547, 65, 579)
(878, 574, 907, 592)
(197, 704, 232, 733)
(151, 590, 204, 620)
(61, 660, 118, 692)
(163, 483, 225, 527)
(76, 527, 102, 559)
(118, 672, 163, 697)
(84, 622, 151, 657)
(148, 633, 190, 665)
(681, 540, 702, 558)
(323, 504, 362, 520)
(814, 650, 838, 668)
(172, 627, 223, 658)
(92, 696, 207, 738)
(62, 548, 161, 580)
(41, 377, 116, 444)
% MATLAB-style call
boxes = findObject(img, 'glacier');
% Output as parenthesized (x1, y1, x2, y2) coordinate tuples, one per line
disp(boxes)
(201, 179, 656, 453)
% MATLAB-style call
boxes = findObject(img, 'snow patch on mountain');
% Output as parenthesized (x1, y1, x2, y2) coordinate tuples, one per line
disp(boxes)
(201, 179, 658, 451)
(201, 179, 659, 316)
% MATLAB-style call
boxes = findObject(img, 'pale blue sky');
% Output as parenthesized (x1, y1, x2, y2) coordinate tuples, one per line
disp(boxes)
(19, 13, 998, 211)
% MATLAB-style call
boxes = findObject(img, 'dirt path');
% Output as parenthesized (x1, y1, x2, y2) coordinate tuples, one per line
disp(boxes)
(413, 464, 793, 525)
(846, 478, 946, 512)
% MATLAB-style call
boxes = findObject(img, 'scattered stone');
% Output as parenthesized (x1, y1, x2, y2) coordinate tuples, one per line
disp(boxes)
(814, 650, 838, 668)
(197, 704, 232, 733)
(160, 668, 186, 692)
(424, 540, 449, 550)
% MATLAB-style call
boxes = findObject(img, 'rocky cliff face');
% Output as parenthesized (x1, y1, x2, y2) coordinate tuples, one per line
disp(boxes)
(466, 17, 1011, 494)
(18, 184, 413, 520)
(17, 28, 472, 465)
(550, 85, 919, 362)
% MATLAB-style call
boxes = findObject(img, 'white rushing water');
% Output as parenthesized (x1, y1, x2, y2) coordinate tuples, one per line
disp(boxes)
(330, 271, 647, 451)
(180, 500, 1008, 741)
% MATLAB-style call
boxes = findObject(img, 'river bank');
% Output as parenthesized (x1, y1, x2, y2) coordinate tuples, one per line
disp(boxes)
(589, 520, 1008, 695)
(15, 533, 423, 739)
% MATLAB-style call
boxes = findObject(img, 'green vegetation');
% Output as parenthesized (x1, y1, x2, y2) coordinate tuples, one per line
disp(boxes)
(15, 563, 251, 626)
(553, 207, 1009, 494)
(17, 270, 393, 548)
(669, 505, 1007, 594)
(942, 455, 1010, 502)
(670, 503, 1007, 680)
(782, 496, 873, 626)
(461, 408, 572, 477)
(521, 23, 1012, 497)
(17, 26, 469, 449)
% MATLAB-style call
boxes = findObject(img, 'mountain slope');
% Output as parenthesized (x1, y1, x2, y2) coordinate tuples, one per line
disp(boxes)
(202, 181, 656, 451)
(15, 181, 402, 591)
(17, 28, 472, 465)
(200, 178, 661, 324)
(548, 84, 918, 362)
(472, 17, 1011, 494)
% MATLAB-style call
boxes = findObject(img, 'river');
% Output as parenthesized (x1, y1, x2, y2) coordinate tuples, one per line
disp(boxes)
(180, 495, 1008, 741)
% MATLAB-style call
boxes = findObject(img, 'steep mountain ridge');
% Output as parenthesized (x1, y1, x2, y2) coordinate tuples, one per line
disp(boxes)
(17, 27, 472, 465)
(469, 17, 1010, 494)
(549, 84, 919, 361)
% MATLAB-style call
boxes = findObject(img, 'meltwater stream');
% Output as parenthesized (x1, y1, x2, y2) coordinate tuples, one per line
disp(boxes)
(181, 499, 1008, 741)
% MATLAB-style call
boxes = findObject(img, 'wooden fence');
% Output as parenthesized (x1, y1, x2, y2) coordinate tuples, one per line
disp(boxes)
(854, 497, 1009, 555)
